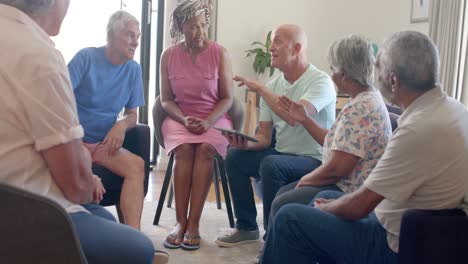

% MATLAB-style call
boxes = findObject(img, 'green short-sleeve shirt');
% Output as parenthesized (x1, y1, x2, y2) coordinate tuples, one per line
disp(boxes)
(259, 64, 336, 160)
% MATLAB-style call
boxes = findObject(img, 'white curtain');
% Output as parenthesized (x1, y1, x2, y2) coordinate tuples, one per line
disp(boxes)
(429, 0, 467, 103)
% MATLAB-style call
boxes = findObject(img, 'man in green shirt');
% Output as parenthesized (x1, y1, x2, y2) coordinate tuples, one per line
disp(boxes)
(215, 24, 336, 247)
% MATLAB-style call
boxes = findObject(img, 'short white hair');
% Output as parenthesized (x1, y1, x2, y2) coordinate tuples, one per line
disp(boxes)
(107, 10, 139, 43)
(0, 0, 54, 15)
(380, 31, 439, 92)
(328, 34, 375, 87)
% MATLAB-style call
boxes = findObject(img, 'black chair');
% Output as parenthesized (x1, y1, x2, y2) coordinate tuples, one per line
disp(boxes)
(92, 124, 150, 223)
(0, 183, 87, 264)
(152, 96, 244, 228)
(398, 209, 468, 264)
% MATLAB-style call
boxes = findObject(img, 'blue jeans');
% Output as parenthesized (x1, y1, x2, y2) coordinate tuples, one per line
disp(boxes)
(261, 191, 398, 264)
(226, 147, 321, 231)
(70, 204, 155, 264)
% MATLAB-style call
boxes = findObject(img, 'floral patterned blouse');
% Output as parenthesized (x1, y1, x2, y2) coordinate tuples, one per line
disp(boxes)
(323, 90, 392, 193)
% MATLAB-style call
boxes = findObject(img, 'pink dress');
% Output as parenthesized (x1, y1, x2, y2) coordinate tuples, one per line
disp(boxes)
(162, 41, 232, 157)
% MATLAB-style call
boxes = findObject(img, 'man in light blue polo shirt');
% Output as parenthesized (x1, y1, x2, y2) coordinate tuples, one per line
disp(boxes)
(68, 11, 147, 233)
(216, 24, 336, 247)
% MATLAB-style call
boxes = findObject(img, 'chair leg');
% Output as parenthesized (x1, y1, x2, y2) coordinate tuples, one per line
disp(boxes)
(213, 158, 222, 209)
(217, 155, 235, 228)
(116, 205, 125, 224)
(167, 181, 174, 208)
(153, 153, 174, 226)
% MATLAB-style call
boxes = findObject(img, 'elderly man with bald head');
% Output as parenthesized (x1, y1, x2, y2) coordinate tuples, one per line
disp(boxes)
(215, 24, 336, 247)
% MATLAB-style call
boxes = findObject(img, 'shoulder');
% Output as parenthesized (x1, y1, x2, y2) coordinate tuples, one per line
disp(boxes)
(213, 42, 230, 61)
(213, 42, 228, 55)
(75, 47, 101, 59)
(306, 64, 332, 82)
(123, 60, 142, 77)
(69, 47, 102, 67)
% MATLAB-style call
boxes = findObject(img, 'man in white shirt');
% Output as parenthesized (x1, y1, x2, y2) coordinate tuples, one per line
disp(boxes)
(261, 31, 468, 264)
(0, 1, 167, 263)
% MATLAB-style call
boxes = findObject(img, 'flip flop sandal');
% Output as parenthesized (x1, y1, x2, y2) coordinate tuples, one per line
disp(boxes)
(162, 233, 183, 249)
(181, 234, 201, 250)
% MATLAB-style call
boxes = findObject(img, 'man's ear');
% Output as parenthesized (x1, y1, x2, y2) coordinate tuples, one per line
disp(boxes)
(389, 72, 400, 92)
(293, 43, 302, 55)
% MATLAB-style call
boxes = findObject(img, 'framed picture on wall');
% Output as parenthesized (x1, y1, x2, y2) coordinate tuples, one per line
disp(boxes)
(411, 0, 430, 23)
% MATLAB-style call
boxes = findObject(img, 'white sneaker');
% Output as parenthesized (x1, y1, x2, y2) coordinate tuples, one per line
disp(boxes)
(153, 250, 169, 264)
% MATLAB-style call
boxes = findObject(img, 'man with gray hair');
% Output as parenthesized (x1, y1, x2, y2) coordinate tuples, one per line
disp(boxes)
(261, 31, 468, 263)
(68, 10, 146, 231)
(0, 1, 167, 263)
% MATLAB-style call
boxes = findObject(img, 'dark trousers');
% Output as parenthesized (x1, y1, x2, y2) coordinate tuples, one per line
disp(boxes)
(225, 147, 321, 231)
(261, 191, 397, 264)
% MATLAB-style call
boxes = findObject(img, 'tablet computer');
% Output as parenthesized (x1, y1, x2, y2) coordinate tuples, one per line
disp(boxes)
(211, 126, 259, 142)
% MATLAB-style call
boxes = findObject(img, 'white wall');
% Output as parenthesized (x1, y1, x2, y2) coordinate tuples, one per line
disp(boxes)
(216, 0, 429, 97)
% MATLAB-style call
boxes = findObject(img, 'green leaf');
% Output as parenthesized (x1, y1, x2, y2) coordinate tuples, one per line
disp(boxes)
(265, 31, 272, 49)
(269, 66, 275, 76)
(245, 30, 274, 74)
(251, 41, 267, 48)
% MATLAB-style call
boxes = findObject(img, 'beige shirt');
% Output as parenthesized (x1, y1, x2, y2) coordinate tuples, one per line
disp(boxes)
(364, 87, 468, 252)
(0, 5, 86, 213)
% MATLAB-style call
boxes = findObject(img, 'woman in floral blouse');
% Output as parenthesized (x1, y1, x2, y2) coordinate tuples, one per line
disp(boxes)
(268, 34, 393, 228)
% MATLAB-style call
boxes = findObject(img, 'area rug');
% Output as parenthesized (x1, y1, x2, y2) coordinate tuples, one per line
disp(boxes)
(107, 202, 265, 264)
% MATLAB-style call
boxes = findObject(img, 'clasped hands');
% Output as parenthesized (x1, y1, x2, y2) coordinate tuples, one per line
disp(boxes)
(184, 116, 210, 134)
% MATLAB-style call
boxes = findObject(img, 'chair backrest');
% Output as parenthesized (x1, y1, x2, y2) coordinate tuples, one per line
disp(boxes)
(152, 96, 168, 149)
(152, 96, 245, 149)
(0, 184, 87, 264)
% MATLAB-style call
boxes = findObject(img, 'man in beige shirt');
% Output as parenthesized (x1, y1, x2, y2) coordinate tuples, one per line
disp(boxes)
(0, 1, 167, 263)
(261, 31, 468, 264)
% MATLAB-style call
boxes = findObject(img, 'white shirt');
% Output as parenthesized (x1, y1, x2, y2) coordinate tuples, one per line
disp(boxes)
(0, 4, 86, 213)
(364, 87, 468, 252)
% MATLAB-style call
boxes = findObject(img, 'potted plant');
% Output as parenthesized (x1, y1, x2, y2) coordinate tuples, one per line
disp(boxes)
(242, 31, 276, 135)
(245, 31, 276, 77)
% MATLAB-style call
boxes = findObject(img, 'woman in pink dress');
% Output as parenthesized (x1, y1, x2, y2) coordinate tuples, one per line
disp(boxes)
(159, 0, 233, 250)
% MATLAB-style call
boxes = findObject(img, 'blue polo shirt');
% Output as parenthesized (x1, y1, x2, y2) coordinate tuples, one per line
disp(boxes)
(68, 47, 144, 143)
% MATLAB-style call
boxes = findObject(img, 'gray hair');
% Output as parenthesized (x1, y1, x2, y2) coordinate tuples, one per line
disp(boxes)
(170, 0, 210, 44)
(107, 10, 139, 43)
(380, 31, 439, 92)
(0, 0, 54, 15)
(328, 34, 375, 87)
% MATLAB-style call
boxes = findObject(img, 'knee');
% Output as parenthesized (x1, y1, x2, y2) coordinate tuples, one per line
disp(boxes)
(272, 205, 295, 230)
(196, 143, 216, 160)
(173, 144, 194, 160)
(225, 147, 244, 168)
(315, 190, 341, 200)
(271, 196, 287, 218)
(128, 154, 145, 180)
(119, 230, 155, 263)
(259, 156, 280, 181)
